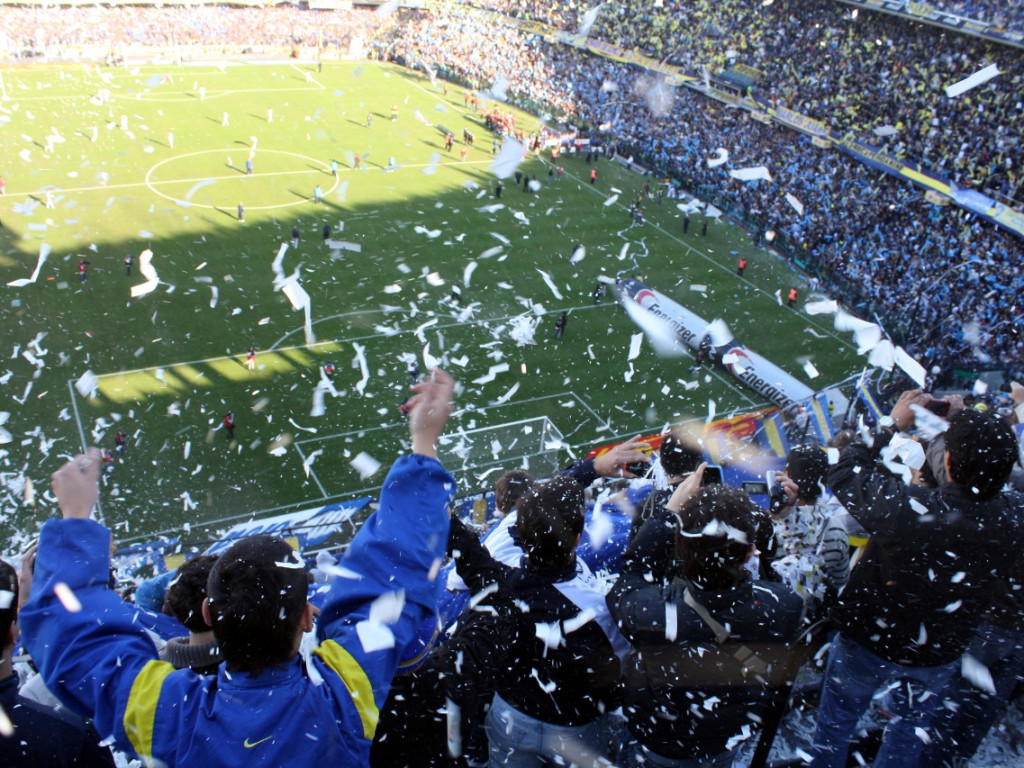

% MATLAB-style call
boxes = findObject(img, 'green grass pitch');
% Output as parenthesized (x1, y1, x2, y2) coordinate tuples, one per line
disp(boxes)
(0, 59, 862, 548)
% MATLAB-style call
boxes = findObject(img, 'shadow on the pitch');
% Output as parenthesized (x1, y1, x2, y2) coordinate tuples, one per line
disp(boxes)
(213, 207, 243, 222)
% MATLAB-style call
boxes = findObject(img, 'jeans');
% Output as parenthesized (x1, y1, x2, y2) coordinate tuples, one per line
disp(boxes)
(617, 738, 735, 768)
(923, 622, 1024, 767)
(485, 693, 601, 767)
(809, 633, 958, 768)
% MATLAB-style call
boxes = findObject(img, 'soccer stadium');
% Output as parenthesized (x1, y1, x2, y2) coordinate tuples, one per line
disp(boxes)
(0, 1, 1022, 766)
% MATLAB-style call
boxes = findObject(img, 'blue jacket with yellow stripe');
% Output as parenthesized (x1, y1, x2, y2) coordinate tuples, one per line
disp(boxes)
(20, 453, 454, 767)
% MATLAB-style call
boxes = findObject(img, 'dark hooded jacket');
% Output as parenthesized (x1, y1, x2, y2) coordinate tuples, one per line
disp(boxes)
(607, 507, 802, 760)
(827, 441, 1024, 666)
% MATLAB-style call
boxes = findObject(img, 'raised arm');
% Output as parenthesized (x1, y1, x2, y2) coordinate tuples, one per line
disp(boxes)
(559, 435, 652, 488)
(20, 449, 168, 751)
(315, 370, 457, 718)
(608, 465, 705, 639)
(826, 391, 926, 538)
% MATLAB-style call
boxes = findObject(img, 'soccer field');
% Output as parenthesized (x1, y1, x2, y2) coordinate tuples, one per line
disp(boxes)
(0, 59, 862, 548)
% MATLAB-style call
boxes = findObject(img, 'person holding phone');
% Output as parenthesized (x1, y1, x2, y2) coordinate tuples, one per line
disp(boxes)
(767, 444, 850, 609)
(608, 467, 803, 767)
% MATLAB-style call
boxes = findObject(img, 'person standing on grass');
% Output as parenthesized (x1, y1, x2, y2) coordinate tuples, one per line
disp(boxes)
(114, 430, 127, 459)
(102, 450, 114, 477)
(247, 348, 256, 371)
(125, 254, 132, 276)
(223, 412, 235, 440)
(554, 312, 568, 339)
(314, 185, 322, 204)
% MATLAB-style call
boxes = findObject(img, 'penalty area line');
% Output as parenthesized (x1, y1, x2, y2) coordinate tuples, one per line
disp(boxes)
(292, 443, 329, 498)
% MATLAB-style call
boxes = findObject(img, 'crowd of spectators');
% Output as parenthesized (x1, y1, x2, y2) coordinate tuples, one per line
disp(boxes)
(464, 0, 1023, 211)
(0, 5, 380, 51)
(379, 12, 580, 117)
(925, 0, 1024, 33)
(494, 0, 1024, 210)
(377, 2, 1023, 375)
(472, 0, 1024, 36)
(7, 376, 1024, 767)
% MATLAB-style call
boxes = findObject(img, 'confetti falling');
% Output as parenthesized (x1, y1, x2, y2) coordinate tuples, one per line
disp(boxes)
(54, 582, 82, 613)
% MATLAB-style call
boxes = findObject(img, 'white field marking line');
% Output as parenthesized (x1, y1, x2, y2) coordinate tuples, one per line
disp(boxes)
(74, 281, 753, 422)
(122, 64, 326, 102)
(10, 159, 492, 200)
(293, 443, 329, 498)
(562, 390, 606, 424)
(293, 392, 580, 447)
(144, 147, 338, 209)
(1, 83, 323, 104)
(75, 326, 741, 480)
(269, 303, 613, 349)
(115, 85, 326, 103)
(66, 377, 106, 524)
(287, 61, 327, 90)
(273, 306, 759, 409)
(293, 418, 415, 447)
(144, 162, 492, 188)
(557, 163, 852, 348)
